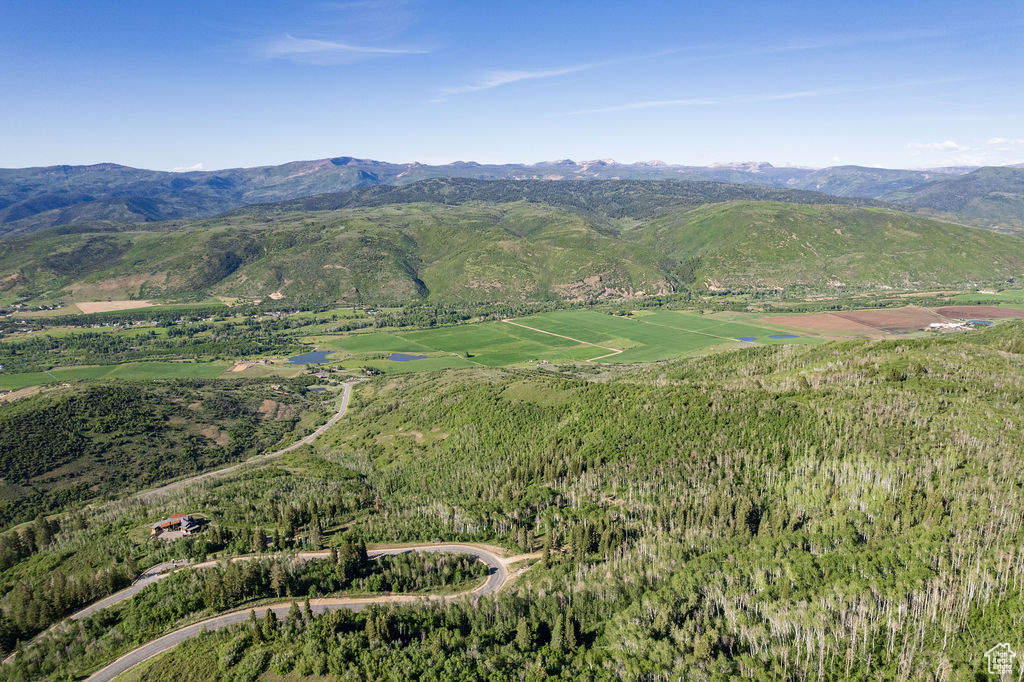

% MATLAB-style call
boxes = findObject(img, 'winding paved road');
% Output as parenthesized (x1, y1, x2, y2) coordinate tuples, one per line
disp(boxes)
(85, 543, 518, 682)
(140, 381, 355, 500)
(8, 379, 538, 680)
(71, 560, 191, 622)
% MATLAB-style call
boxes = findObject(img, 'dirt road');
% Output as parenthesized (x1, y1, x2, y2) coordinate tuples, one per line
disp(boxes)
(140, 381, 355, 500)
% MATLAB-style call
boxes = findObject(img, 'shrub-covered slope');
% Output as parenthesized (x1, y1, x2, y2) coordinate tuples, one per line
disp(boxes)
(883, 166, 1024, 230)
(1, 190, 1022, 304)
(0, 378, 321, 527)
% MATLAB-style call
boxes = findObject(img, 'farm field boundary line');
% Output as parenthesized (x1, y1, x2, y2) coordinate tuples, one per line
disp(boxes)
(628, 314, 744, 342)
(501, 318, 623, 362)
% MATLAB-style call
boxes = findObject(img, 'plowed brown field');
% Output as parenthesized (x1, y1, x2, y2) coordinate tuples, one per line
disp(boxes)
(761, 306, 951, 336)
(759, 313, 881, 336)
(934, 306, 1024, 319)
(834, 306, 948, 332)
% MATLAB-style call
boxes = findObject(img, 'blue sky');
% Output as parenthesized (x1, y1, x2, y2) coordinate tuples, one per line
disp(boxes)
(1, 0, 1021, 170)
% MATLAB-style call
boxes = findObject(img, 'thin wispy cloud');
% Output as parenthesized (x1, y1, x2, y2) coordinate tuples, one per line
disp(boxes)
(907, 140, 972, 151)
(433, 60, 616, 101)
(434, 29, 945, 102)
(905, 138, 1024, 167)
(710, 29, 947, 61)
(562, 79, 964, 116)
(263, 34, 428, 65)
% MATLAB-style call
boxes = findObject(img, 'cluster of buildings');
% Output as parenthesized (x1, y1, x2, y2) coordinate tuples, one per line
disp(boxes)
(928, 321, 968, 331)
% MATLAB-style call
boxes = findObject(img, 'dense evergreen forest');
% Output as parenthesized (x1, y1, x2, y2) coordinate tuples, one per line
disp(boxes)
(1, 324, 1023, 680)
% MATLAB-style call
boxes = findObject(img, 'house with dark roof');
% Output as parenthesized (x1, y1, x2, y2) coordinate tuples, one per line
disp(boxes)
(151, 513, 201, 537)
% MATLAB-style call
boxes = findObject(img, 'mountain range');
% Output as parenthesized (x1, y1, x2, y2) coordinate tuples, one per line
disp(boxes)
(3, 157, 1024, 235)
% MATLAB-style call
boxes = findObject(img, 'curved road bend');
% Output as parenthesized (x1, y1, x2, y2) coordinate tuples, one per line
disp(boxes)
(86, 544, 509, 682)
(71, 561, 191, 622)
(140, 381, 355, 500)
(0, 382, 356, 664)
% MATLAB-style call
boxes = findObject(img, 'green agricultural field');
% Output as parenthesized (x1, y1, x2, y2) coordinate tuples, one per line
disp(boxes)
(400, 323, 600, 365)
(347, 355, 478, 374)
(515, 310, 788, 363)
(633, 310, 822, 345)
(309, 309, 818, 371)
(319, 332, 435, 355)
(315, 322, 601, 370)
(949, 289, 1024, 306)
(0, 361, 230, 390)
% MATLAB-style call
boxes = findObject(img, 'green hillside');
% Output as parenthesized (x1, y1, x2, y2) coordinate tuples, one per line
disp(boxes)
(884, 166, 1024, 231)
(0, 202, 673, 304)
(643, 201, 1024, 291)
(2, 194, 1023, 305)
(0, 378, 323, 527)
(792, 165, 946, 197)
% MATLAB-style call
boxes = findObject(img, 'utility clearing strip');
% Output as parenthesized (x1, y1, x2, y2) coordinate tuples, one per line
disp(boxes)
(502, 318, 623, 362)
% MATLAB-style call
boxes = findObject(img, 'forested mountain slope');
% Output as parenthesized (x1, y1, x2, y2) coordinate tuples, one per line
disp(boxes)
(883, 166, 1024, 231)
(0, 158, 988, 234)
(2, 180, 1021, 304)
(240, 177, 890, 218)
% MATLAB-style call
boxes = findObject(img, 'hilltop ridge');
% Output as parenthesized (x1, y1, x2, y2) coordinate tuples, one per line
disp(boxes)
(4, 156, 1024, 235)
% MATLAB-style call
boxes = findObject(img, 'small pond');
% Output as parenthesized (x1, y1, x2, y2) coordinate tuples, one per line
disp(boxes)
(288, 351, 333, 364)
(968, 320, 993, 326)
(769, 334, 799, 339)
(735, 337, 758, 342)
(388, 352, 428, 362)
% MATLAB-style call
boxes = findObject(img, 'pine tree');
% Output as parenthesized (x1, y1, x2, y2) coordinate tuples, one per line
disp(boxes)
(31, 515, 53, 550)
(516, 616, 532, 652)
(253, 527, 267, 552)
(564, 608, 577, 651)
(309, 516, 322, 549)
(270, 562, 287, 597)
(287, 601, 301, 629)
(551, 617, 564, 653)
(249, 609, 262, 643)
(262, 608, 278, 641)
